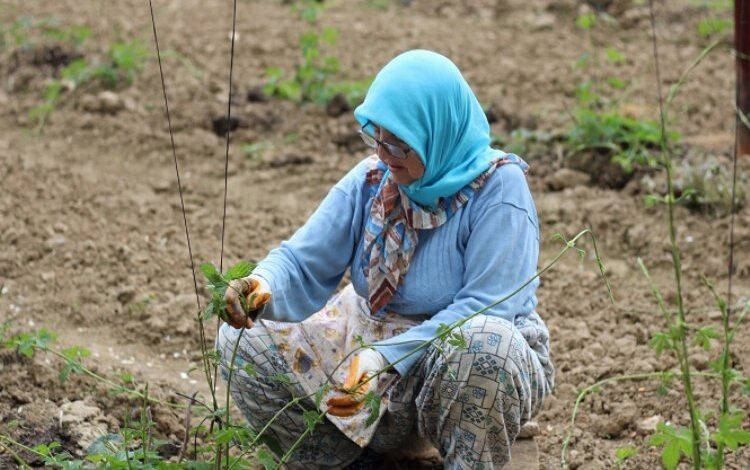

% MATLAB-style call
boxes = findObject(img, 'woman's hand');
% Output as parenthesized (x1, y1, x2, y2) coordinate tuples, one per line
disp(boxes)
(326, 348, 389, 417)
(223, 275, 271, 329)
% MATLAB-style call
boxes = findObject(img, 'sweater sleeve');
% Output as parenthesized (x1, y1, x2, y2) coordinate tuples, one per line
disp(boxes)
(374, 169, 540, 375)
(252, 165, 366, 322)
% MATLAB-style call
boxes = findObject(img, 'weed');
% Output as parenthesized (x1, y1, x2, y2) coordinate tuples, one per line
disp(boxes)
(690, 0, 733, 39)
(29, 37, 149, 131)
(264, 1, 371, 106)
(0, 16, 90, 51)
(562, 3, 750, 468)
(565, 10, 679, 175)
(566, 107, 676, 173)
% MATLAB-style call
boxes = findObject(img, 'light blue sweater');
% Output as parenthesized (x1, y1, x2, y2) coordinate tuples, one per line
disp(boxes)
(253, 157, 540, 375)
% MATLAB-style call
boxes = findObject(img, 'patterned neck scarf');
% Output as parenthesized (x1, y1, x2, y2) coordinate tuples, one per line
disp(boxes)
(362, 154, 529, 316)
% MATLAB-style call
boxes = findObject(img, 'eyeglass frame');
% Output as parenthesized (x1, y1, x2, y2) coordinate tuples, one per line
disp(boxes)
(358, 121, 412, 160)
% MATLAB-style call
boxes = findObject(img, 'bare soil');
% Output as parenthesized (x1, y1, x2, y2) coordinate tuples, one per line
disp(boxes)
(1, 0, 748, 468)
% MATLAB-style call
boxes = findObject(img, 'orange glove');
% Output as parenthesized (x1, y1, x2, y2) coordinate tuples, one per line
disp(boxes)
(223, 275, 271, 329)
(326, 348, 388, 417)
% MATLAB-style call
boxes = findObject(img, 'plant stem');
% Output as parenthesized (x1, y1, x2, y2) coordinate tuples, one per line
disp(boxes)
(277, 414, 323, 467)
(560, 371, 668, 469)
(647, 1, 702, 466)
(223, 325, 246, 469)
(0, 436, 32, 468)
(365, 229, 609, 383)
(39, 345, 181, 409)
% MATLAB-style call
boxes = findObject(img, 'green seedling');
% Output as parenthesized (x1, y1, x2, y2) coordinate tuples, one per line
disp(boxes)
(566, 107, 676, 173)
(200, 260, 255, 323)
(264, 1, 371, 106)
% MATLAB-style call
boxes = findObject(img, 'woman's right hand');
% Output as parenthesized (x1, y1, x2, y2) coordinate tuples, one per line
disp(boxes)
(224, 275, 271, 329)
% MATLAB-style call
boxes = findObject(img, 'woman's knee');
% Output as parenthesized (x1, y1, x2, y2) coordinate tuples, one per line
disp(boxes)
(216, 323, 289, 379)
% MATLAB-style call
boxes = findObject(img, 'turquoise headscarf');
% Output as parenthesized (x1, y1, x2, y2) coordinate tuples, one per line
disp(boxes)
(354, 49, 502, 207)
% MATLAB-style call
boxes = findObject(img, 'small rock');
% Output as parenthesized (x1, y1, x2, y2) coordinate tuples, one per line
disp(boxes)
(45, 235, 67, 248)
(60, 401, 107, 449)
(60, 401, 101, 427)
(519, 420, 540, 438)
(97, 91, 124, 114)
(82, 91, 124, 114)
(531, 13, 556, 30)
(605, 259, 630, 278)
(637, 415, 661, 435)
(116, 288, 136, 304)
(544, 168, 590, 191)
(568, 449, 584, 469)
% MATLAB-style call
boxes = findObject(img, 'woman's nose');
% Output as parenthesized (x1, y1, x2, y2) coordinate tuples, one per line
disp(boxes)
(376, 144, 390, 162)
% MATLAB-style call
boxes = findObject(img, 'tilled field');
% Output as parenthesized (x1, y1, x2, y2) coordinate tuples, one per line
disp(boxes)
(1, 0, 748, 468)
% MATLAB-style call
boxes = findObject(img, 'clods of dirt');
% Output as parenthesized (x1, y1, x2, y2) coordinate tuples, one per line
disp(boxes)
(211, 115, 242, 137)
(31, 45, 83, 69)
(246, 86, 268, 103)
(565, 150, 633, 189)
(325, 92, 350, 117)
(268, 154, 314, 168)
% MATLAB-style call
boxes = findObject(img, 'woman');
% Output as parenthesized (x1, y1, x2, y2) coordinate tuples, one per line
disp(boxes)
(218, 49, 554, 469)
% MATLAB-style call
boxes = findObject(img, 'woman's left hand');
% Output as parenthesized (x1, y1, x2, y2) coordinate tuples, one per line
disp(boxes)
(326, 348, 389, 417)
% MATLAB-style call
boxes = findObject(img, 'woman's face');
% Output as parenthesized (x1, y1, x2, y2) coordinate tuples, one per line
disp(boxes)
(373, 125, 425, 185)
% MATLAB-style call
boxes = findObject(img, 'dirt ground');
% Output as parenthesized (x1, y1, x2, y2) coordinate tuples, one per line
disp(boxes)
(1, 0, 749, 468)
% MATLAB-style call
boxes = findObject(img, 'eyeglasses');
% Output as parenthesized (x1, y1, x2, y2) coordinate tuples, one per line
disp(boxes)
(358, 121, 412, 160)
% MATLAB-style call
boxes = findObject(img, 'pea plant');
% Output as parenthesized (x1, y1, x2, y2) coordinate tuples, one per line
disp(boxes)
(29, 35, 149, 131)
(561, 2, 750, 469)
(263, 0, 371, 106)
(564, 10, 678, 175)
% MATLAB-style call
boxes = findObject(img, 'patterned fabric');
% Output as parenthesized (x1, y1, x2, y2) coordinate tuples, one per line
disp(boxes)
(362, 154, 529, 316)
(261, 284, 424, 446)
(216, 285, 553, 469)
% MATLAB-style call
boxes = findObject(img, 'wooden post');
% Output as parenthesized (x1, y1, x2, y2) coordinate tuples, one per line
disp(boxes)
(738, 0, 750, 156)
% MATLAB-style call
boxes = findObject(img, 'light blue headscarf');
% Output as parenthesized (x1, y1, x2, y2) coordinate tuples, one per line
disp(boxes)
(354, 49, 503, 207)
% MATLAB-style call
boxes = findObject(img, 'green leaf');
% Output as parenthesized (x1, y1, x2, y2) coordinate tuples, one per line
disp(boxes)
(649, 332, 671, 357)
(200, 263, 224, 286)
(224, 260, 254, 280)
(615, 445, 638, 462)
(604, 47, 626, 64)
(321, 27, 339, 45)
(712, 411, 750, 450)
(303, 410, 323, 433)
(269, 373, 291, 386)
(257, 448, 278, 470)
(662, 440, 681, 469)
(697, 17, 731, 38)
(448, 331, 467, 349)
(575, 12, 597, 30)
(60, 58, 90, 85)
(213, 428, 236, 445)
(243, 363, 257, 377)
(315, 383, 331, 409)
(693, 326, 721, 351)
(363, 391, 381, 427)
(607, 77, 626, 89)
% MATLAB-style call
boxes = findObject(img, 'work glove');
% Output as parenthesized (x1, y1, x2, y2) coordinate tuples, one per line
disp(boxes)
(326, 348, 389, 417)
(223, 275, 271, 329)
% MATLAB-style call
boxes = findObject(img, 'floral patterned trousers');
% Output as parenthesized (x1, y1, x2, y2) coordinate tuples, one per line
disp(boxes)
(216, 288, 554, 470)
